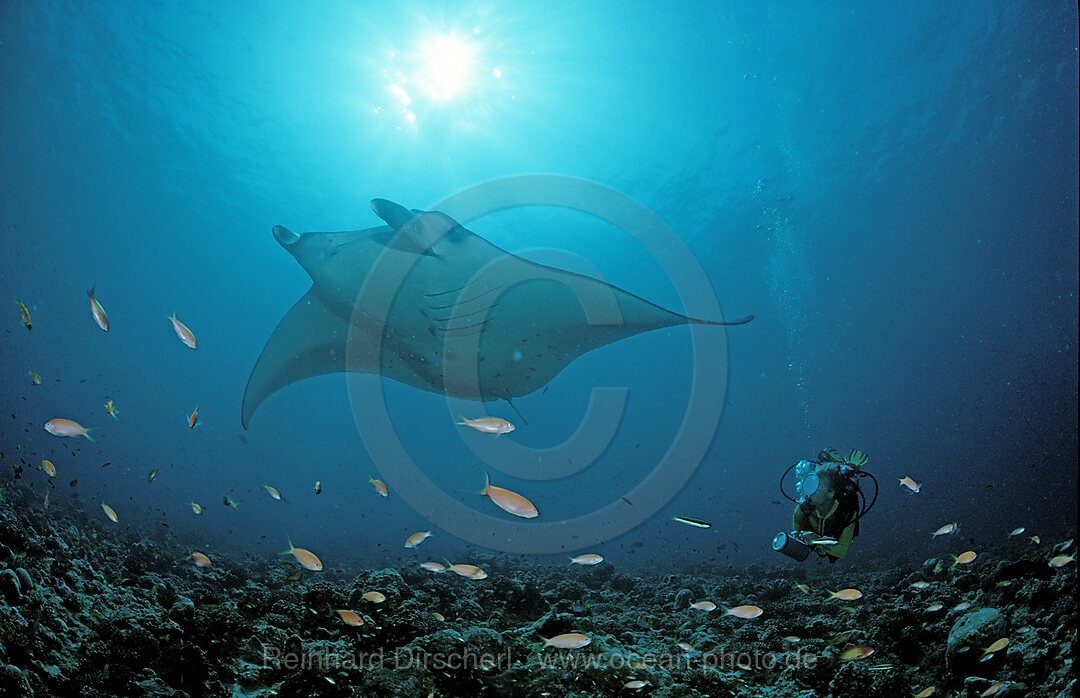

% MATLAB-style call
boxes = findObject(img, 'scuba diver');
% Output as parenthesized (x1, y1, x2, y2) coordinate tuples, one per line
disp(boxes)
(773, 447, 878, 563)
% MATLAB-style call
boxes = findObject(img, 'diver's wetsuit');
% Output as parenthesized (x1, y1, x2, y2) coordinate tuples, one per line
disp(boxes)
(793, 462, 860, 562)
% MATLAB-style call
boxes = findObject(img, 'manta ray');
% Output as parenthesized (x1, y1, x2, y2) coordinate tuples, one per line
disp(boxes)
(241, 198, 752, 428)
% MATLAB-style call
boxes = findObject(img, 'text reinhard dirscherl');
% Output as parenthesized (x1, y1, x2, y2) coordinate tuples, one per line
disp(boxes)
(261, 646, 818, 673)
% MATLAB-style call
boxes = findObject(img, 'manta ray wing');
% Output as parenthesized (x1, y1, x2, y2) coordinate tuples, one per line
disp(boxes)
(241, 288, 372, 429)
(418, 245, 707, 400)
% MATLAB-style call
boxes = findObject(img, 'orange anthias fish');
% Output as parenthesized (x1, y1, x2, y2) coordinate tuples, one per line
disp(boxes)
(828, 588, 863, 601)
(481, 473, 538, 518)
(362, 591, 386, 603)
(405, 530, 433, 548)
(88, 286, 109, 331)
(543, 633, 591, 649)
(191, 552, 212, 567)
(281, 538, 323, 571)
(932, 523, 959, 537)
(40, 460, 56, 477)
(839, 645, 874, 661)
(187, 406, 200, 428)
(335, 609, 364, 626)
(829, 631, 854, 645)
(169, 313, 197, 349)
(44, 418, 95, 441)
(369, 476, 389, 497)
(420, 561, 446, 573)
(724, 605, 763, 619)
(104, 399, 120, 421)
(1049, 554, 1076, 568)
(898, 476, 921, 493)
(951, 551, 977, 568)
(689, 601, 716, 612)
(16, 299, 32, 330)
(446, 562, 488, 579)
(457, 416, 515, 435)
(569, 554, 604, 565)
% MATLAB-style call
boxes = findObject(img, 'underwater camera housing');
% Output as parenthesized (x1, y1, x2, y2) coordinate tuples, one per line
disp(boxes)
(772, 531, 811, 561)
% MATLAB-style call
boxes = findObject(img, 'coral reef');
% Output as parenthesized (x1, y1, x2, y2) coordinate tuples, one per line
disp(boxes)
(0, 482, 1074, 697)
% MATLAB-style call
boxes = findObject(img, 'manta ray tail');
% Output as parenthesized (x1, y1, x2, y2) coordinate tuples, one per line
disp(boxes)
(689, 314, 755, 326)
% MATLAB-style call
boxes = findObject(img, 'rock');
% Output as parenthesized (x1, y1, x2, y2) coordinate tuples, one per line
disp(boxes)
(555, 579, 586, 601)
(0, 569, 20, 604)
(504, 580, 545, 617)
(40, 664, 64, 681)
(133, 668, 180, 697)
(264, 612, 291, 629)
(578, 561, 614, 588)
(947, 607, 1007, 675)
(14, 567, 32, 593)
(608, 573, 636, 593)
(168, 598, 195, 624)
(996, 559, 1053, 582)
(674, 588, 693, 611)
(0, 664, 31, 695)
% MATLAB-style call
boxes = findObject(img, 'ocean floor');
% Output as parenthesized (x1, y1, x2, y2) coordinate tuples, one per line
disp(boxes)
(0, 481, 1075, 697)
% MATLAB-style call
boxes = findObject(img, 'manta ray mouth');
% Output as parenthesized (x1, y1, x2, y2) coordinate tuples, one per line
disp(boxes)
(273, 225, 300, 247)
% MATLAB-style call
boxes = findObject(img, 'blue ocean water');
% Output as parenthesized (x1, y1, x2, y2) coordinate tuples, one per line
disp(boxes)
(1, 1, 1076, 574)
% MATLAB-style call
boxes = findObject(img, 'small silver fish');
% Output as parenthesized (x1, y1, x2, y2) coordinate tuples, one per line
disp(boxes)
(672, 515, 711, 528)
